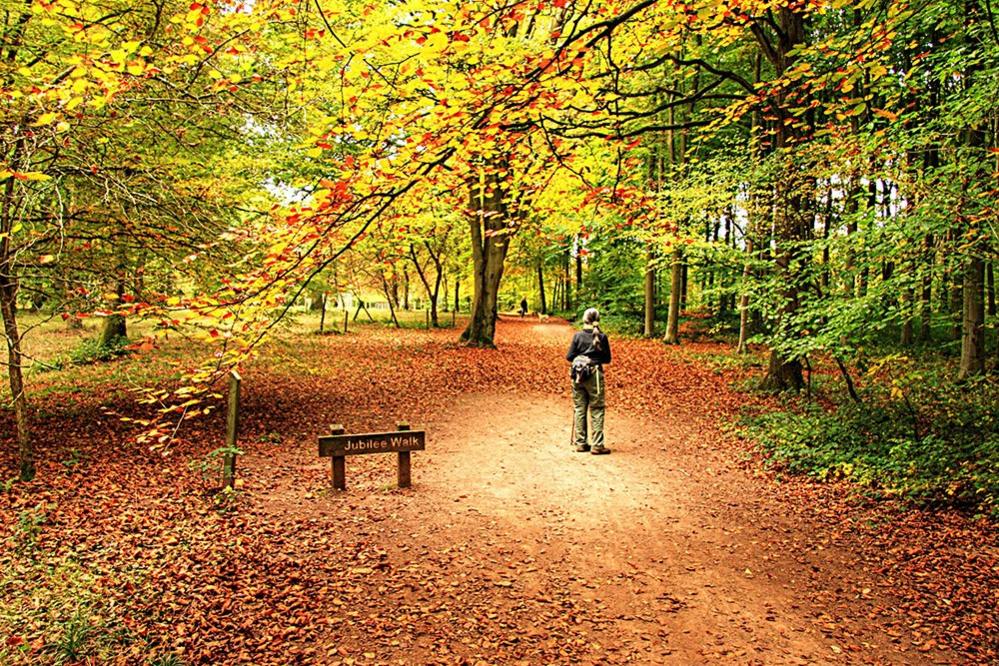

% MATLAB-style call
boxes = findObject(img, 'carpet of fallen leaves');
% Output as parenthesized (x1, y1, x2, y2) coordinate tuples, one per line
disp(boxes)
(1, 316, 996, 665)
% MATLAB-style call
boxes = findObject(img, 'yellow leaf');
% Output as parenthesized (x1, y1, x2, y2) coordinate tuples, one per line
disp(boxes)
(127, 61, 145, 76)
(23, 172, 51, 181)
(33, 112, 58, 126)
(872, 108, 899, 122)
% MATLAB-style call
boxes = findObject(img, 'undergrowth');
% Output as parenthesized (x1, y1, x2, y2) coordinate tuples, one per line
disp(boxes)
(0, 557, 137, 665)
(737, 363, 999, 518)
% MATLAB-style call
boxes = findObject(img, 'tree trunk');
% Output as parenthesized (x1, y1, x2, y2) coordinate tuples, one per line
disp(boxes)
(537, 262, 547, 315)
(99, 239, 128, 347)
(737, 237, 754, 354)
(0, 283, 31, 481)
(986, 262, 996, 318)
(918, 235, 933, 342)
(643, 246, 655, 337)
(381, 274, 401, 328)
(820, 189, 832, 293)
(575, 237, 583, 305)
(454, 277, 460, 313)
(761, 349, 804, 392)
(403, 265, 410, 310)
(430, 267, 442, 327)
(460, 173, 512, 347)
(664, 247, 683, 345)
(755, 7, 809, 392)
(959, 256, 985, 378)
(719, 213, 732, 317)
(680, 263, 688, 311)
(564, 246, 572, 311)
(901, 280, 915, 346)
(98, 314, 127, 347)
(1, 170, 33, 480)
(950, 265, 964, 340)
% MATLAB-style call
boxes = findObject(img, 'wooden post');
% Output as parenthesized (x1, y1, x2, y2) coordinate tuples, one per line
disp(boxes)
(425, 309, 430, 330)
(319, 293, 327, 334)
(223, 370, 241, 489)
(397, 422, 411, 488)
(343, 308, 348, 334)
(330, 424, 346, 490)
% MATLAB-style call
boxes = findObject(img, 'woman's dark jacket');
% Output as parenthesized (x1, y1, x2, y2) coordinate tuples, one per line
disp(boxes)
(566, 328, 611, 365)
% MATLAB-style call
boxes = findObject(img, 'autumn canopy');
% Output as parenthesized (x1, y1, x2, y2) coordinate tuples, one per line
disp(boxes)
(2, 0, 998, 662)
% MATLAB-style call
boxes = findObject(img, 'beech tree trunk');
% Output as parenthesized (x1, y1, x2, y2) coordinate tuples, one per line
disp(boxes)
(756, 7, 807, 392)
(901, 282, 915, 346)
(403, 265, 410, 310)
(460, 173, 512, 347)
(679, 264, 688, 311)
(409, 242, 445, 327)
(380, 273, 401, 328)
(1, 168, 33, 481)
(664, 247, 682, 345)
(987, 263, 996, 318)
(959, 257, 985, 378)
(643, 246, 655, 337)
(537, 262, 547, 315)
(575, 238, 583, 305)
(99, 240, 128, 347)
(563, 247, 572, 311)
(737, 237, 754, 354)
(918, 235, 933, 342)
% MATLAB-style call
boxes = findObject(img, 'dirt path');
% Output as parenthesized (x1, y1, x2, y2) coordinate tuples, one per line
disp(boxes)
(246, 319, 962, 665)
(6, 317, 989, 665)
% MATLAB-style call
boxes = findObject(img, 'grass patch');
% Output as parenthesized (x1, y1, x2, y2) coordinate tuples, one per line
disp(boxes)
(0, 557, 139, 665)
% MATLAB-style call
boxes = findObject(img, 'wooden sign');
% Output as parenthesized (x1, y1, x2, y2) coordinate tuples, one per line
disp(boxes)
(318, 430, 425, 457)
(318, 423, 425, 490)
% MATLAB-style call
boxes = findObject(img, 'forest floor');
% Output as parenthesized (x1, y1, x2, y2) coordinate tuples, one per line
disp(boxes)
(1, 316, 997, 665)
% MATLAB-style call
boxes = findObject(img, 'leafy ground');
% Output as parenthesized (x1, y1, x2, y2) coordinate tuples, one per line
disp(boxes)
(1, 317, 996, 665)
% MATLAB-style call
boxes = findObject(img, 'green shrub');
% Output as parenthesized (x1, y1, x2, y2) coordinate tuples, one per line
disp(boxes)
(737, 368, 999, 517)
(67, 336, 131, 365)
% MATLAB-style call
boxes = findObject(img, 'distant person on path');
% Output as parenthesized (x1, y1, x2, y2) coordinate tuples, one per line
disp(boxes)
(520, 297, 528, 317)
(566, 307, 611, 454)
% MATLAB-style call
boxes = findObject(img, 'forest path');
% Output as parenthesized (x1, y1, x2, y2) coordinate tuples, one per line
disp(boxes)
(247, 318, 954, 665)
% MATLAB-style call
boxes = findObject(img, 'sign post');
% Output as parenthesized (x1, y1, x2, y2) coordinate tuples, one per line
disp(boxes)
(319, 423, 425, 490)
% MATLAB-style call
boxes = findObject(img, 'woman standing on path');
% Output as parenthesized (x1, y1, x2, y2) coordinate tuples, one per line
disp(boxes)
(566, 308, 611, 454)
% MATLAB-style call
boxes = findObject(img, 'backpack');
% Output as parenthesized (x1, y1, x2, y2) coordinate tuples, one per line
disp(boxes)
(571, 355, 596, 384)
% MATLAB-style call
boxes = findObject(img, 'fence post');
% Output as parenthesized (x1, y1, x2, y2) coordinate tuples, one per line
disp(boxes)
(223, 370, 241, 489)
